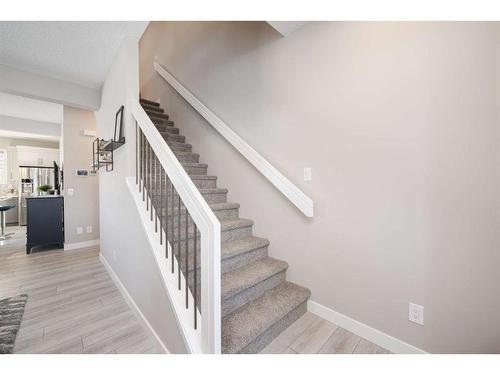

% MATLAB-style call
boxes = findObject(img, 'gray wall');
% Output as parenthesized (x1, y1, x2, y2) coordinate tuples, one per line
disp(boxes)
(139, 21, 500, 353)
(62, 106, 100, 244)
(96, 38, 187, 353)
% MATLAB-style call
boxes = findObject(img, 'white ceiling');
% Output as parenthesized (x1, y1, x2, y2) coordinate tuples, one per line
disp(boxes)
(0, 21, 148, 89)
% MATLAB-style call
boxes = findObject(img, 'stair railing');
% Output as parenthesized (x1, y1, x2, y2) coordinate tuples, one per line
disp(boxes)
(130, 98, 221, 354)
(154, 59, 314, 218)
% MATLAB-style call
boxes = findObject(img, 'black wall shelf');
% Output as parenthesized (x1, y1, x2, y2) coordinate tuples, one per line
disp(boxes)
(92, 105, 125, 172)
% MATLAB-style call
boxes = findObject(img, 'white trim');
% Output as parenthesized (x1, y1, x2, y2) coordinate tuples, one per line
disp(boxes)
(99, 252, 169, 354)
(154, 60, 314, 218)
(131, 99, 221, 353)
(307, 300, 427, 354)
(64, 239, 100, 251)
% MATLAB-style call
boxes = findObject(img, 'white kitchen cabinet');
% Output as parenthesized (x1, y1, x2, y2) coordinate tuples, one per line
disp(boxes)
(16, 146, 60, 167)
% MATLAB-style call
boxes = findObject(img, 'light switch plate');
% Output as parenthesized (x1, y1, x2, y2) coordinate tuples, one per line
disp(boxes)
(409, 302, 424, 325)
(303, 167, 312, 181)
(67, 188, 74, 196)
(76, 227, 83, 235)
(86, 226, 92, 233)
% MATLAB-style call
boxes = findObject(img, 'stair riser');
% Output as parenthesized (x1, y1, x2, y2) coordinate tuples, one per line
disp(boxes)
(156, 203, 236, 221)
(144, 151, 199, 164)
(167, 142, 192, 152)
(185, 165, 208, 175)
(213, 206, 238, 220)
(150, 215, 252, 244)
(222, 225, 252, 242)
(179, 243, 269, 281)
(222, 271, 287, 317)
(222, 245, 267, 273)
(161, 133, 185, 143)
(141, 104, 164, 113)
(191, 178, 216, 189)
(146, 112, 169, 120)
(175, 153, 199, 163)
(238, 302, 308, 354)
(140, 99, 160, 107)
(150, 189, 225, 204)
(202, 191, 227, 204)
(153, 122, 175, 130)
(159, 127, 180, 135)
(142, 163, 207, 175)
(165, 225, 253, 253)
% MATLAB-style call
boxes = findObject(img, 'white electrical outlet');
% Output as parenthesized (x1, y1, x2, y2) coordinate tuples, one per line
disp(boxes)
(67, 188, 74, 196)
(76, 227, 83, 235)
(409, 302, 424, 325)
(304, 167, 312, 181)
(86, 226, 92, 233)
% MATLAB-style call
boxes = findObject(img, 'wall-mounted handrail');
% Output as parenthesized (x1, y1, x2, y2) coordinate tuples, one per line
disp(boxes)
(130, 98, 221, 354)
(154, 61, 314, 218)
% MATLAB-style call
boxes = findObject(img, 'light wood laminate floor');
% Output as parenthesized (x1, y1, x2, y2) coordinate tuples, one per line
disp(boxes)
(261, 311, 391, 354)
(1, 226, 390, 354)
(0, 226, 163, 354)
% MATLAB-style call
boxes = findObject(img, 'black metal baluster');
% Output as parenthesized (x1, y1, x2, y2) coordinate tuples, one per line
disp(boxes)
(185, 206, 189, 309)
(153, 154, 156, 224)
(177, 196, 181, 290)
(159, 168, 163, 245)
(146, 143, 149, 210)
(139, 130, 142, 193)
(155, 156, 159, 232)
(150, 151, 154, 221)
(165, 176, 169, 259)
(142, 134, 145, 201)
(193, 222, 197, 330)
(171, 185, 175, 274)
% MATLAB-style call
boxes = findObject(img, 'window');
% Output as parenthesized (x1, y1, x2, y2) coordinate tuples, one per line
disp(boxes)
(0, 149, 7, 184)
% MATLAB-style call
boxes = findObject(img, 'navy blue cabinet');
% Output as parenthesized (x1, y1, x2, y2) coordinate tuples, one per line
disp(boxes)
(26, 196, 64, 254)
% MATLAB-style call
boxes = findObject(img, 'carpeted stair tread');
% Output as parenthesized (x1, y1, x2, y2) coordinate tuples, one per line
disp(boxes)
(140, 98, 160, 107)
(168, 218, 253, 241)
(211, 202, 239, 212)
(167, 141, 192, 152)
(221, 282, 311, 354)
(222, 257, 288, 300)
(222, 236, 269, 259)
(146, 111, 169, 120)
(191, 175, 217, 181)
(198, 187, 227, 195)
(141, 103, 164, 113)
(158, 200, 235, 216)
(220, 218, 253, 232)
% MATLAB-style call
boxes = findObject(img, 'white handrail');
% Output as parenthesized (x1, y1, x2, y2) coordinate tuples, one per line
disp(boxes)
(154, 61, 314, 218)
(130, 98, 221, 354)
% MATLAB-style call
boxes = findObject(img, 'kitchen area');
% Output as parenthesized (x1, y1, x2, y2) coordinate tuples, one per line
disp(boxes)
(0, 141, 61, 243)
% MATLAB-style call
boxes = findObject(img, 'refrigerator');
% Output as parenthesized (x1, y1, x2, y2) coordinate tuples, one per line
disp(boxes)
(19, 166, 55, 226)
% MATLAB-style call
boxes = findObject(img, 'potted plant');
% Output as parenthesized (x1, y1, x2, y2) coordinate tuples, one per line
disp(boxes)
(37, 184, 53, 196)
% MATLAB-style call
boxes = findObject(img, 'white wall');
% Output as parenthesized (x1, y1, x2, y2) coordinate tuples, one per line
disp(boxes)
(62, 106, 99, 245)
(140, 21, 500, 353)
(96, 37, 187, 353)
(0, 64, 101, 111)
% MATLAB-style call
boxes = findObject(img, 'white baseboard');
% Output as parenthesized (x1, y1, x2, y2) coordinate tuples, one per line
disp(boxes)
(64, 239, 100, 251)
(307, 300, 427, 354)
(99, 253, 170, 354)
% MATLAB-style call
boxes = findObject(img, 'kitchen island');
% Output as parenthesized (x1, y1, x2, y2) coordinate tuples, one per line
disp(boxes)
(26, 195, 64, 254)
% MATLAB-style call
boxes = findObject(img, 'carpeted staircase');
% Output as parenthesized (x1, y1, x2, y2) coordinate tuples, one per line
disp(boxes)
(140, 98, 310, 354)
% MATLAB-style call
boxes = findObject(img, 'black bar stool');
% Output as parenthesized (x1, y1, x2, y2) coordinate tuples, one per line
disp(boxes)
(0, 205, 15, 240)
